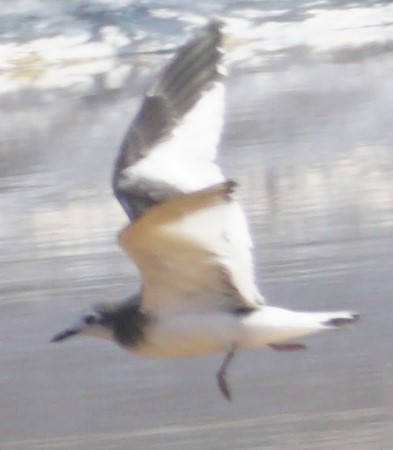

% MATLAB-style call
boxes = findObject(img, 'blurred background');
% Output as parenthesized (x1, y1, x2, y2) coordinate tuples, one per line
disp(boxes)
(1, 1, 393, 449)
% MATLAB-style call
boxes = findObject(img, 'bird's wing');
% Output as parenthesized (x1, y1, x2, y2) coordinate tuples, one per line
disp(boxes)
(119, 181, 265, 314)
(113, 20, 226, 220)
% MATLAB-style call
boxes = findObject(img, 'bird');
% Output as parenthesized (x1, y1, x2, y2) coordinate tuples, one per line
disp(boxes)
(51, 20, 359, 401)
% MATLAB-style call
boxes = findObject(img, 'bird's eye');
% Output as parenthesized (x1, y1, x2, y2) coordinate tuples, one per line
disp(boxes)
(84, 313, 98, 325)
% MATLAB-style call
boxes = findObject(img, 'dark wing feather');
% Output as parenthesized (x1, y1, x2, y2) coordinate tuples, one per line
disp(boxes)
(113, 20, 225, 220)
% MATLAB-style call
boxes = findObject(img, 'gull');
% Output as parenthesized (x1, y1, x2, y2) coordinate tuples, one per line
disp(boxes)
(51, 21, 359, 401)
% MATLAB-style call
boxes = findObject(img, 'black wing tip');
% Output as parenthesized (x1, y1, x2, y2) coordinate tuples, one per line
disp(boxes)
(180, 19, 225, 62)
(200, 19, 225, 52)
(198, 180, 238, 201)
(225, 180, 238, 194)
(113, 19, 227, 219)
(204, 18, 225, 35)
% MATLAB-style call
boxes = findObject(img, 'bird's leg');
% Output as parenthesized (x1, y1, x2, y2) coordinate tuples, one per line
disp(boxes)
(216, 348, 236, 401)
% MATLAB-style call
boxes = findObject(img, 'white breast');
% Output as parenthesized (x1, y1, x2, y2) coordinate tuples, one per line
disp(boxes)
(127, 306, 338, 358)
(131, 312, 240, 358)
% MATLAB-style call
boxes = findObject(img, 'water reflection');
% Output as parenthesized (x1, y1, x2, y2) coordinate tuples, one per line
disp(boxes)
(1, 27, 392, 312)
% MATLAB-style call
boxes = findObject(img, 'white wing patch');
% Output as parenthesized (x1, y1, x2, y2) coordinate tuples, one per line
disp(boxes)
(126, 83, 225, 192)
(119, 182, 264, 314)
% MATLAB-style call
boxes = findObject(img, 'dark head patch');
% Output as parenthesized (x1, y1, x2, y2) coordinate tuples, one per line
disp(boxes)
(111, 303, 152, 348)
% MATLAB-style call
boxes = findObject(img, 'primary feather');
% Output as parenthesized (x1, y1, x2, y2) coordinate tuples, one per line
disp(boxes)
(113, 20, 226, 220)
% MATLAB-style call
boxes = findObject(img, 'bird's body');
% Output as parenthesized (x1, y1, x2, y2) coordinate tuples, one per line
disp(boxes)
(52, 21, 359, 400)
(120, 307, 356, 358)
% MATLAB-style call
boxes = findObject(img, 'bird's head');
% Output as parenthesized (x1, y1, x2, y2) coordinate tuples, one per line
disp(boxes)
(51, 303, 117, 343)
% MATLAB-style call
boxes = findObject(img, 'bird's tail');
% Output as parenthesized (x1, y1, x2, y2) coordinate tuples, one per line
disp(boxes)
(257, 307, 360, 345)
(320, 310, 360, 328)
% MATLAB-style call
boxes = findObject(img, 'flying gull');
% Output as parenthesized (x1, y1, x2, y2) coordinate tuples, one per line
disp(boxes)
(52, 21, 359, 400)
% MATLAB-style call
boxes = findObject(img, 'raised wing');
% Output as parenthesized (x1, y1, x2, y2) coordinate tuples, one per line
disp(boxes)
(119, 181, 265, 314)
(113, 20, 226, 220)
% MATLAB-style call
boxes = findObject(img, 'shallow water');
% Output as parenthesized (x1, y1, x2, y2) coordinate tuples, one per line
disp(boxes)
(1, 2, 393, 449)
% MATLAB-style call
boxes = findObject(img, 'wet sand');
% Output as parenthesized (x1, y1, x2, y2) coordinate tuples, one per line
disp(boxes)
(1, 22, 393, 450)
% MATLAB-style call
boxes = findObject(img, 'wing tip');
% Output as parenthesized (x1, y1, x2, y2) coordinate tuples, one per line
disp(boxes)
(203, 180, 237, 202)
(204, 18, 224, 38)
(224, 179, 238, 195)
(113, 20, 228, 219)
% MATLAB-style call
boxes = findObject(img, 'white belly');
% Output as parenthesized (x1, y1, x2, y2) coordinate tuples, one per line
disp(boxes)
(129, 307, 331, 358)
(132, 312, 238, 357)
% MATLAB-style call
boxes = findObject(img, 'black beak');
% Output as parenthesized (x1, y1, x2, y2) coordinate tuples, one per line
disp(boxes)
(51, 327, 80, 343)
